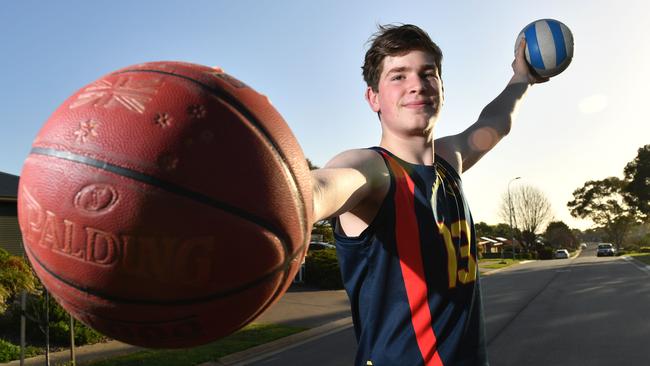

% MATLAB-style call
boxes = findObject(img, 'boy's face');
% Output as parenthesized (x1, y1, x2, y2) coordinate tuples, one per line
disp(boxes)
(365, 50, 443, 139)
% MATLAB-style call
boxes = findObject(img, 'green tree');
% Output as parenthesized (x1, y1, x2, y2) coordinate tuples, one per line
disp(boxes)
(306, 158, 319, 170)
(581, 227, 606, 243)
(474, 222, 494, 239)
(312, 220, 334, 243)
(544, 221, 578, 249)
(568, 177, 639, 249)
(493, 223, 520, 239)
(474, 222, 520, 241)
(0, 249, 39, 314)
(623, 144, 650, 221)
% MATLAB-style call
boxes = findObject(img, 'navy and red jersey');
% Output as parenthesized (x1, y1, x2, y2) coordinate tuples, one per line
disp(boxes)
(334, 147, 488, 366)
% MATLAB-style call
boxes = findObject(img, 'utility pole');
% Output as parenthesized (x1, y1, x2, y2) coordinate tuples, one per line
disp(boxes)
(70, 314, 76, 365)
(20, 291, 26, 366)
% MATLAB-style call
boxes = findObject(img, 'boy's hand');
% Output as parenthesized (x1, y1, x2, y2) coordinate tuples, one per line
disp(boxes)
(511, 38, 549, 85)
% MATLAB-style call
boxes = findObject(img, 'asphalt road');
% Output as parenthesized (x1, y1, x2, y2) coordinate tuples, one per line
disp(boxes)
(249, 246, 650, 365)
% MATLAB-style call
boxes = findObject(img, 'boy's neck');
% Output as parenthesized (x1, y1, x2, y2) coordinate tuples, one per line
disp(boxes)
(379, 134, 435, 166)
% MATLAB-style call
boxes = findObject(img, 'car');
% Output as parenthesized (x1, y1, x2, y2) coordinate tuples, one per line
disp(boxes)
(580, 243, 587, 249)
(596, 243, 616, 257)
(308, 241, 336, 252)
(555, 249, 570, 259)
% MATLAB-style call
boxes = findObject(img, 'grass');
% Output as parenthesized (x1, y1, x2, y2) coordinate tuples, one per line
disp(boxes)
(628, 252, 650, 265)
(478, 258, 520, 270)
(86, 323, 306, 366)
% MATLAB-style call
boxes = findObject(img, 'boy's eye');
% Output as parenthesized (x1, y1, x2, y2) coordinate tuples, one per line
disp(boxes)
(425, 72, 438, 79)
(391, 74, 405, 81)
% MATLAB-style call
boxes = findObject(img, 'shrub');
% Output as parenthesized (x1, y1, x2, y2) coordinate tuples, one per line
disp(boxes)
(0, 338, 41, 362)
(0, 338, 19, 362)
(1, 290, 105, 347)
(0, 249, 39, 315)
(304, 249, 343, 290)
(536, 246, 555, 260)
(518, 252, 537, 260)
(48, 319, 106, 345)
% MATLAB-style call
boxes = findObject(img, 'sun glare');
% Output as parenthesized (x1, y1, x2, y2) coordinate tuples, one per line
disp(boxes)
(578, 94, 609, 114)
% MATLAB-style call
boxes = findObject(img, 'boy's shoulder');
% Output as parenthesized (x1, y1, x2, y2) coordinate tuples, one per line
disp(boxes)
(325, 147, 386, 173)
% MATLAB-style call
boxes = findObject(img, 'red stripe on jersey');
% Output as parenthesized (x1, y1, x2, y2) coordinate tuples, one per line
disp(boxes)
(380, 151, 443, 366)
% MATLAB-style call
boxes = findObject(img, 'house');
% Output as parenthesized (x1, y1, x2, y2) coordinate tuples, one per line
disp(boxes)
(478, 236, 501, 254)
(478, 236, 524, 256)
(0, 171, 23, 256)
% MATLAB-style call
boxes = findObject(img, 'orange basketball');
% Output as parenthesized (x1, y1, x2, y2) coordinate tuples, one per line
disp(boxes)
(17, 61, 312, 348)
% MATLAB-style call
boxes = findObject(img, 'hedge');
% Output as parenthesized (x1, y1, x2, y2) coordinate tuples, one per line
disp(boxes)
(304, 249, 343, 290)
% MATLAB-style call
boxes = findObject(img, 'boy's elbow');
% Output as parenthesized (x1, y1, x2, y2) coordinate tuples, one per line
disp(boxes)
(501, 117, 513, 136)
(310, 171, 328, 223)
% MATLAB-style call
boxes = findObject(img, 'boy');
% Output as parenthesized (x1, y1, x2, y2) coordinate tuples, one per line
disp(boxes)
(310, 24, 546, 365)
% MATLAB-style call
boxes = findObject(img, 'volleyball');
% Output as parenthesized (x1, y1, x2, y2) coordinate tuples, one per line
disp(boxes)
(516, 19, 574, 78)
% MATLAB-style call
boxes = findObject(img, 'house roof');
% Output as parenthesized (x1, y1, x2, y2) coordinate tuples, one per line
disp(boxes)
(0, 171, 19, 199)
(480, 236, 499, 243)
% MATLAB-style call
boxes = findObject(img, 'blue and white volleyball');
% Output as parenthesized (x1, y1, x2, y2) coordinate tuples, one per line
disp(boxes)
(516, 19, 574, 78)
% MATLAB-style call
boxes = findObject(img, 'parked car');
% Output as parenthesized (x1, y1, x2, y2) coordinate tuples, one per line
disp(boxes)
(580, 243, 587, 249)
(308, 241, 336, 252)
(596, 243, 616, 257)
(555, 249, 570, 259)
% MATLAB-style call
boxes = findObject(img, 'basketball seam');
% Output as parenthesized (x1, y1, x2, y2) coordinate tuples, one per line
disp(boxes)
(30, 147, 282, 237)
(115, 67, 309, 310)
(115, 68, 309, 246)
(25, 242, 287, 305)
(25, 67, 308, 308)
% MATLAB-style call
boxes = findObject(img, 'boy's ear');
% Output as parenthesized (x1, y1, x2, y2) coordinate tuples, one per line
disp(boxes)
(365, 86, 381, 113)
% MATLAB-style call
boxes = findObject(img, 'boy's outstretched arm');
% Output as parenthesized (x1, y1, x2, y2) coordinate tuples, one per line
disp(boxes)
(310, 149, 387, 223)
(435, 38, 549, 174)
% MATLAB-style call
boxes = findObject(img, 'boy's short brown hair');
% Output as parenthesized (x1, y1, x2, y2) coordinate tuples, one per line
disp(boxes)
(362, 24, 443, 92)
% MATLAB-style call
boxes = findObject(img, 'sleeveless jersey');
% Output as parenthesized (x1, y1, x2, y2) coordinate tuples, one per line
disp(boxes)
(334, 147, 488, 366)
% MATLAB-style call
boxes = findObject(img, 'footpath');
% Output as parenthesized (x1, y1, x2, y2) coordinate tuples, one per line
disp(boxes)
(2, 286, 352, 366)
(3, 264, 514, 366)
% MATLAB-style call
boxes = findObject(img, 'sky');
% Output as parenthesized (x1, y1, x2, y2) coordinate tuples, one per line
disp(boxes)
(1, 0, 649, 232)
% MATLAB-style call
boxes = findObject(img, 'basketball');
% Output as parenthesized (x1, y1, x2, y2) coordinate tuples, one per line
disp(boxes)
(516, 19, 574, 78)
(16, 61, 313, 348)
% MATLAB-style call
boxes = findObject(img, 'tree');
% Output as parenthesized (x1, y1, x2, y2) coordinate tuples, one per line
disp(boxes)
(306, 158, 320, 170)
(474, 222, 494, 239)
(544, 221, 578, 249)
(0, 248, 39, 315)
(312, 220, 334, 243)
(493, 223, 519, 239)
(474, 222, 520, 241)
(623, 144, 650, 221)
(499, 184, 553, 250)
(567, 177, 639, 249)
(581, 227, 606, 243)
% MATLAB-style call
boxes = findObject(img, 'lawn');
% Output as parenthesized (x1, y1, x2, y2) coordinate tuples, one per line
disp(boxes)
(478, 258, 520, 270)
(86, 323, 305, 366)
(628, 252, 650, 265)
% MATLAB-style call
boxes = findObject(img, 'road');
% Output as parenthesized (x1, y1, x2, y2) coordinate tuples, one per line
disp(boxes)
(248, 246, 650, 365)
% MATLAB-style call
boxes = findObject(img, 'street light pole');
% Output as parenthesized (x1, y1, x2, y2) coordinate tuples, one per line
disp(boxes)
(508, 177, 521, 260)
